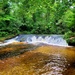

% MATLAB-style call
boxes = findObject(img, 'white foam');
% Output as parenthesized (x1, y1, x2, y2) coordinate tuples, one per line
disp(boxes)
(0, 35, 69, 47)
(0, 39, 18, 46)
(26, 35, 68, 47)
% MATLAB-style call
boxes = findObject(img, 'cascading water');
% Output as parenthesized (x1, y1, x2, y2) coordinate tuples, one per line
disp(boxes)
(0, 34, 68, 47)
(26, 35, 68, 46)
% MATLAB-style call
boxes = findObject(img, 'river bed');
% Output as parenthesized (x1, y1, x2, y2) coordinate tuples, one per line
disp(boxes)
(0, 43, 75, 75)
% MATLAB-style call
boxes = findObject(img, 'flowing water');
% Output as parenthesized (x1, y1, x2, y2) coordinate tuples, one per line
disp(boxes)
(0, 34, 75, 75)
(1, 34, 68, 47)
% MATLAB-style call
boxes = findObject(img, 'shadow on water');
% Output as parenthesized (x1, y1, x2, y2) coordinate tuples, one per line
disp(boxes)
(0, 44, 38, 60)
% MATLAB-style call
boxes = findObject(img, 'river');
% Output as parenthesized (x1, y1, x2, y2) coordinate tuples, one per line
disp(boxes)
(0, 35, 75, 75)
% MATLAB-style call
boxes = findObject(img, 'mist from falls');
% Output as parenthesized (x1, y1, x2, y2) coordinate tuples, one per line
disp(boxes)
(0, 34, 68, 47)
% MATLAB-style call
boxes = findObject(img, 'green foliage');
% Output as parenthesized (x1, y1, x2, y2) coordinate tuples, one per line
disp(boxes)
(0, 0, 75, 45)
(64, 31, 75, 46)
(62, 9, 74, 28)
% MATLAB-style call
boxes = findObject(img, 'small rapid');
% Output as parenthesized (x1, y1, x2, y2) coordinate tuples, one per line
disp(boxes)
(0, 34, 68, 47)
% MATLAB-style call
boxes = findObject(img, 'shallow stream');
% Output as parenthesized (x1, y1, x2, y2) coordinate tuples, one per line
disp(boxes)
(0, 35, 75, 75)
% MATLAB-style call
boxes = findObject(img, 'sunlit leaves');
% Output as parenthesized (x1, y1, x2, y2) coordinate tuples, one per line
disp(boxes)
(63, 9, 74, 27)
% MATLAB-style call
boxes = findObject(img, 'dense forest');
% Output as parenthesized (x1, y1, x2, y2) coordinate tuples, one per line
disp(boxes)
(0, 0, 75, 45)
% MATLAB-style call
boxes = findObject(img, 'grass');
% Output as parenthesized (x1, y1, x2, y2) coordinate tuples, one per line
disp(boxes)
(0, 34, 16, 42)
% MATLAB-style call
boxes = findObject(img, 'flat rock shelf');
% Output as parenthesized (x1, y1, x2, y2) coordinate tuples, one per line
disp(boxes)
(0, 43, 75, 75)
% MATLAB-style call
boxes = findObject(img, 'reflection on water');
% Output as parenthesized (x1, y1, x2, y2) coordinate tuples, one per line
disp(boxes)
(40, 54, 67, 75)
(0, 44, 75, 75)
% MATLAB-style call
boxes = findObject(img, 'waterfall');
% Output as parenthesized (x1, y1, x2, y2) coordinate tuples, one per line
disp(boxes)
(0, 34, 69, 47)
(26, 35, 68, 46)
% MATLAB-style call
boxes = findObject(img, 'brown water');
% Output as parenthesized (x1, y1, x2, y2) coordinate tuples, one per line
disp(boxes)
(0, 43, 75, 75)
